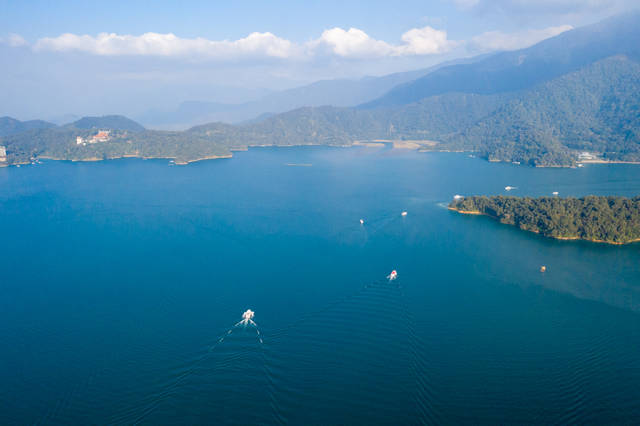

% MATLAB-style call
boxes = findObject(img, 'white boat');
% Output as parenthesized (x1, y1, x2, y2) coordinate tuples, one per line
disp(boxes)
(360, 219, 364, 224)
(552, 191, 559, 196)
(387, 270, 398, 281)
(505, 186, 516, 191)
(401, 211, 408, 216)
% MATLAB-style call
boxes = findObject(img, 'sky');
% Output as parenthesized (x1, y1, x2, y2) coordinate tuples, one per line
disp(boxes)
(0, 0, 637, 120)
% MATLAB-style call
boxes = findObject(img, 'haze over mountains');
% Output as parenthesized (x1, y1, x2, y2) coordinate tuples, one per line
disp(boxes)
(1, 11, 639, 167)
(136, 55, 489, 129)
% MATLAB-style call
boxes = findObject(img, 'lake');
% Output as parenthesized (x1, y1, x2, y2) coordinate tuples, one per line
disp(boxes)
(1, 146, 639, 424)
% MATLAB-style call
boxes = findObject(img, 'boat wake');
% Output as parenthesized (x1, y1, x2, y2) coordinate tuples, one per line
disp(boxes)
(114, 310, 267, 424)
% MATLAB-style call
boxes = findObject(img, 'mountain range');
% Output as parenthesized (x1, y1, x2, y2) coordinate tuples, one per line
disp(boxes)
(135, 55, 489, 129)
(1, 11, 639, 167)
(0, 117, 56, 138)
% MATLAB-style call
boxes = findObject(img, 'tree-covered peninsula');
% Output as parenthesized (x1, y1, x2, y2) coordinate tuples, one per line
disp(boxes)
(449, 195, 640, 244)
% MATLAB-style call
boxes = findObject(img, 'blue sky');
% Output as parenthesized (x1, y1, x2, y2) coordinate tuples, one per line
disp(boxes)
(2, 1, 464, 40)
(1, 0, 626, 42)
(0, 0, 637, 120)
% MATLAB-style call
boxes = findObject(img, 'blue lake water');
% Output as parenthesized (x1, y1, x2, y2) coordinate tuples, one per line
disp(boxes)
(1, 146, 639, 424)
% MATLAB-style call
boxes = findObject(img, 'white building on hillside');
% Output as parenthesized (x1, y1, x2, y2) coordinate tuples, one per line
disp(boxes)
(76, 130, 111, 145)
(0, 145, 6, 162)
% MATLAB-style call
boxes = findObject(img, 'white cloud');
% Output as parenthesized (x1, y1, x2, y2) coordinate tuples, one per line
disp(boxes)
(398, 26, 458, 55)
(27, 26, 456, 60)
(33, 31, 297, 59)
(0, 33, 28, 47)
(8, 23, 567, 62)
(469, 25, 573, 52)
(315, 27, 394, 58)
(314, 26, 456, 58)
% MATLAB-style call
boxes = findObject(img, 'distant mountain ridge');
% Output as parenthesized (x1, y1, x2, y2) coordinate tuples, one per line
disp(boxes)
(67, 115, 145, 132)
(0, 117, 55, 137)
(361, 11, 640, 108)
(136, 55, 490, 129)
(444, 55, 640, 165)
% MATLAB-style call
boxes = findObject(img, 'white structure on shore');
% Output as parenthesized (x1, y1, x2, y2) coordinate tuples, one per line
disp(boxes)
(578, 152, 596, 161)
(76, 130, 111, 146)
(0, 145, 6, 162)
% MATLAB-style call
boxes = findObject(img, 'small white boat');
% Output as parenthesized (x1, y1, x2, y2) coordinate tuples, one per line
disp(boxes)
(360, 219, 364, 225)
(453, 195, 463, 200)
(401, 211, 408, 217)
(387, 270, 398, 281)
(552, 191, 559, 196)
(505, 186, 516, 191)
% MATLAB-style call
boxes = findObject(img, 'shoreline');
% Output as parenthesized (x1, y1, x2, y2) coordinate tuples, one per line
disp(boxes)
(448, 207, 640, 245)
(578, 159, 640, 165)
(14, 143, 353, 167)
(11, 146, 640, 170)
(37, 153, 232, 165)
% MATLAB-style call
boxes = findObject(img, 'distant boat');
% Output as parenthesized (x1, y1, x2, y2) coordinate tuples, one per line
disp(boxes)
(505, 186, 517, 191)
(540, 266, 547, 273)
(401, 211, 408, 216)
(387, 270, 398, 281)
(453, 194, 464, 200)
(360, 219, 364, 224)
(552, 191, 559, 196)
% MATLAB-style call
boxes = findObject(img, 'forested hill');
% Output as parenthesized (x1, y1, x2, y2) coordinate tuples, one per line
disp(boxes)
(68, 115, 145, 132)
(361, 10, 640, 109)
(449, 195, 640, 244)
(0, 117, 56, 137)
(443, 56, 640, 165)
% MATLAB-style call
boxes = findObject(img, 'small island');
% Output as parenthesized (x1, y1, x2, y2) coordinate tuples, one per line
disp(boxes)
(449, 195, 640, 245)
